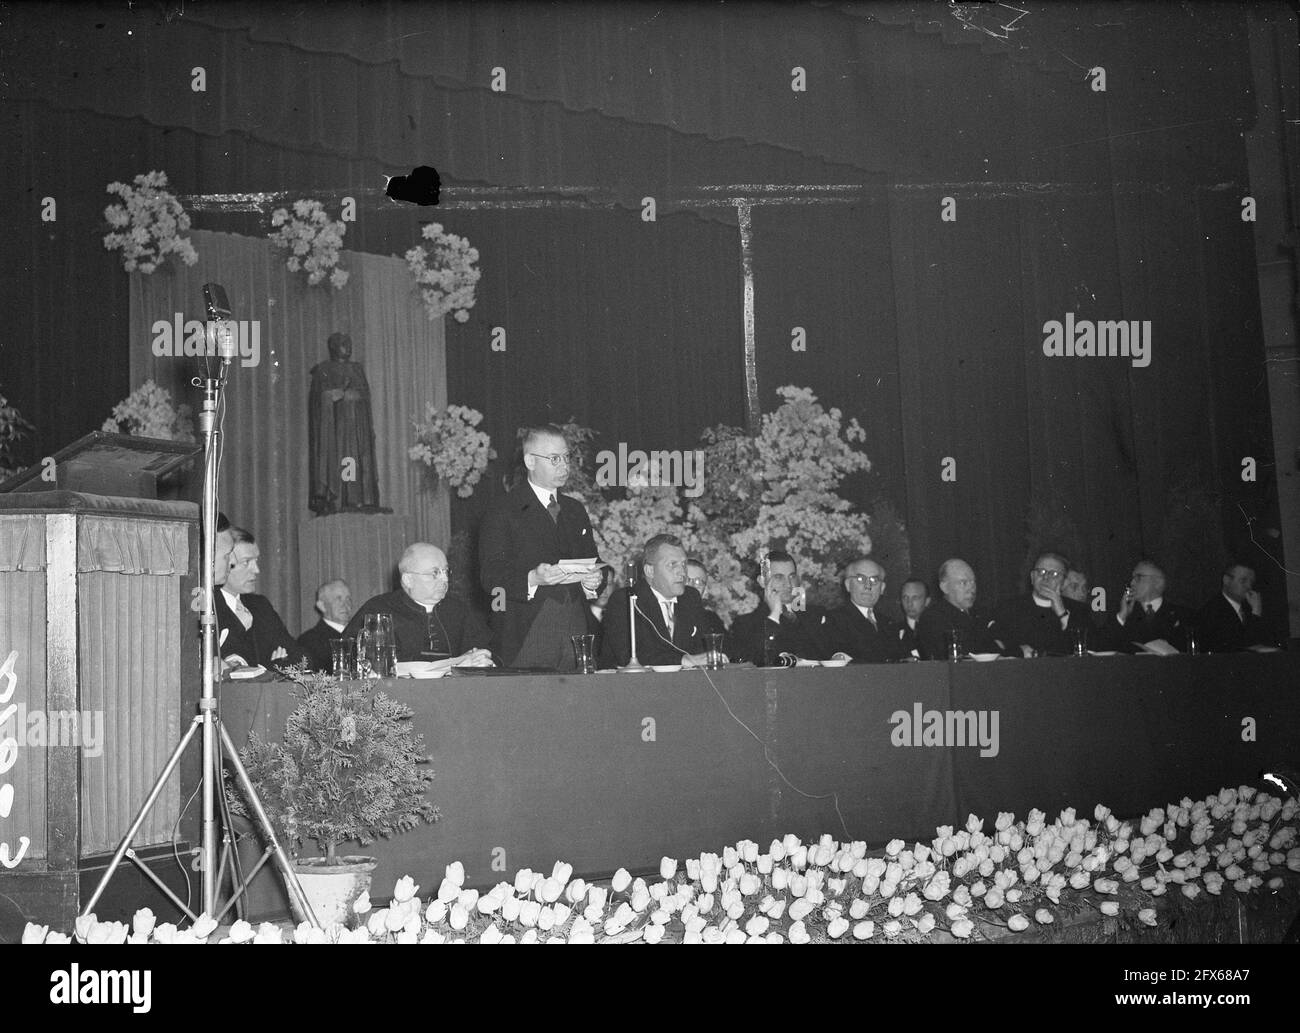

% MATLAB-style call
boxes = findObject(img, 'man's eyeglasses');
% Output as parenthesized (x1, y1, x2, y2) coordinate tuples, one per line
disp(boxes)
(410, 567, 450, 580)
(529, 452, 570, 467)
(685, 576, 707, 589)
(847, 575, 884, 587)
(1031, 569, 1064, 580)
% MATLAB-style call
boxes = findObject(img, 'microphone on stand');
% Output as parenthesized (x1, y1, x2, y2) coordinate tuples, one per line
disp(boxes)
(201, 283, 237, 380)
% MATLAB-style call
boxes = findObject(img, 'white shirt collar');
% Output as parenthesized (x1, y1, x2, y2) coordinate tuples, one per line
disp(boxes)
(1222, 592, 1243, 616)
(324, 618, 346, 633)
(221, 588, 244, 610)
(529, 480, 556, 508)
(1032, 593, 1053, 608)
(1144, 597, 1163, 614)
(650, 586, 676, 608)
(854, 602, 876, 622)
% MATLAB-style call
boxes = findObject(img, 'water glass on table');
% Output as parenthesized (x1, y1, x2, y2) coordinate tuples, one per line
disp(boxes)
(570, 633, 596, 674)
(331, 636, 356, 680)
(704, 633, 725, 670)
(946, 629, 963, 661)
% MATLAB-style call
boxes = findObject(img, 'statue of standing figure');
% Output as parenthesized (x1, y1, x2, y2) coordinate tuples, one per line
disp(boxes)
(308, 332, 381, 515)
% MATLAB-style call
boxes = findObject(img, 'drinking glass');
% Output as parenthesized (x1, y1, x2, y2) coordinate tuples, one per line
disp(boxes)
(1071, 625, 1087, 657)
(331, 637, 355, 680)
(946, 629, 963, 661)
(570, 633, 596, 674)
(704, 633, 725, 670)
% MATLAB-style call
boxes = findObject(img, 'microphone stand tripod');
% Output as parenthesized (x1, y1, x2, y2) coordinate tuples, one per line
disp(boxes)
(81, 352, 317, 930)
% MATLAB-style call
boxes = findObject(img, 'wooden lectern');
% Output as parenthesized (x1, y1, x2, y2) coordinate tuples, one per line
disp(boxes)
(0, 436, 200, 936)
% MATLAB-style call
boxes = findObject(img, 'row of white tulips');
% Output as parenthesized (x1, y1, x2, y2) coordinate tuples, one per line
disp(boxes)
(26, 784, 1299, 944)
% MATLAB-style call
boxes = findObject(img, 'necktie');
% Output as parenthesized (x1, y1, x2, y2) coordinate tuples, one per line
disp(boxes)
(1144, 605, 1154, 618)
(235, 597, 252, 630)
(663, 600, 675, 636)
(546, 493, 560, 523)
(865, 609, 876, 628)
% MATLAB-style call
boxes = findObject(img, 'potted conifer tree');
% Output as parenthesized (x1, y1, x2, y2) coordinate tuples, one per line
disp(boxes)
(229, 666, 439, 926)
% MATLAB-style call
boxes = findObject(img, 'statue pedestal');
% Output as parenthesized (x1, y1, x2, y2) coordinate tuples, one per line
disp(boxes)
(298, 511, 410, 623)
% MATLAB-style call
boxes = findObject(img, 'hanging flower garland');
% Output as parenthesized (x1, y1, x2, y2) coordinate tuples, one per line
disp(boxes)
(408, 403, 496, 497)
(404, 223, 480, 323)
(102, 171, 199, 274)
(268, 199, 350, 289)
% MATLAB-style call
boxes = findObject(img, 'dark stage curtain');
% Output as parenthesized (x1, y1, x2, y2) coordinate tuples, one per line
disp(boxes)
(0, 2, 1285, 629)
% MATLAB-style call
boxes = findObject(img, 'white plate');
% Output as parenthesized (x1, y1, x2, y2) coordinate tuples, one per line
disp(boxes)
(969, 653, 1001, 662)
(649, 664, 682, 673)
(1087, 650, 1119, 657)
(794, 658, 821, 667)
(227, 665, 267, 680)
(396, 661, 452, 679)
(820, 658, 850, 667)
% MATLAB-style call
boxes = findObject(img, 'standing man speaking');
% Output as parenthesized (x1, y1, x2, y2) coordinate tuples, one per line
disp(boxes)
(480, 424, 605, 671)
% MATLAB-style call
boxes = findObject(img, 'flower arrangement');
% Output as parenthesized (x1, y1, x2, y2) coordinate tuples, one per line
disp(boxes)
(0, 391, 35, 481)
(102, 171, 199, 274)
(32, 783, 1298, 944)
(567, 386, 892, 621)
(101, 380, 195, 443)
(268, 199, 349, 289)
(409, 403, 496, 498)
(228, 667, 439, 864)
(404, 222, 480, 323)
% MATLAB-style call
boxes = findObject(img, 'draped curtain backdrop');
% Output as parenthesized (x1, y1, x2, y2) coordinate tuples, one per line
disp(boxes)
(0, 2, 1286, 626)
(130, 229, 449, 629)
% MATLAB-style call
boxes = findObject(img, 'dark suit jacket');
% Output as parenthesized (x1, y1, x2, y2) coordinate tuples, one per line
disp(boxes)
(599, 581, 712, 667)
(726, 602, 831, 665)
(343, 589, 493, 663)
(297, 618, 345, 672)
(1102, 599, 1196, 653)
(1197, 593, 1272, 653)
(895, 617, 921, 659)
(915, 598, 1003, 660)
(479, 481, 601, 665)
(215, 591, 307, 670)
(825, 604, 908, 663)
(994, 594, 1092, 656)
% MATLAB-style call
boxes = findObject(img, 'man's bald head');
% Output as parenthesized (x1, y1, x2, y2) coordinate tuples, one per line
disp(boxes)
(399, 543, 450, 606)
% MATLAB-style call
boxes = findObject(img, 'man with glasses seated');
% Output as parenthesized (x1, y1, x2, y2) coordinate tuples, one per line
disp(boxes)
(993, 551, 1090, 657)
(826, 557, 908, 663)
(345, 542, 494, 666)
(685, 556, 727, 639)
(1103, 560, 1195, 653)
(479, 425, 606, 671)
(726, 550, 831, 665)
(916, 558, 1004, 660)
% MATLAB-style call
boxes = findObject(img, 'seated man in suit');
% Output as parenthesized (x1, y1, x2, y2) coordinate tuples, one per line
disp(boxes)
(916, 558, 1004, 660)
(599, 534, 714, 668)
(345, 542, 495, 666)
(1062, 566, 1108, 631)
(826, 557, 907, 663)
(895, 577, 930, 659)
(297, 579, 354, 672)
(1103, 560, 1196, 652)
(726, 550, 831, 665)
(215, 528, 308, 671)
(995, 552, 1091, 657)
(685, 556, 727, 639)
(1198, 561, 1276, 652)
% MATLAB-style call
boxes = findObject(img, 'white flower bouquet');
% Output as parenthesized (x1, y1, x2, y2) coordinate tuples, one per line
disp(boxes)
(102, 171, 199, 274)
(101, 380, 195, 442)
(409, 403, 496, 498)
(404, 223, 480, 323)
(268, 199, 349, 289)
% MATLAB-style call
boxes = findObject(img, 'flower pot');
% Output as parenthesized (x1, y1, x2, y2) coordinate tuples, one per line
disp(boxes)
(290, 855, 377, 927)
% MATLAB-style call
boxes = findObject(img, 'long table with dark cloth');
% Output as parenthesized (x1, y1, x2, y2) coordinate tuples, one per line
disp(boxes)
(218, 653, 1299, 915)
